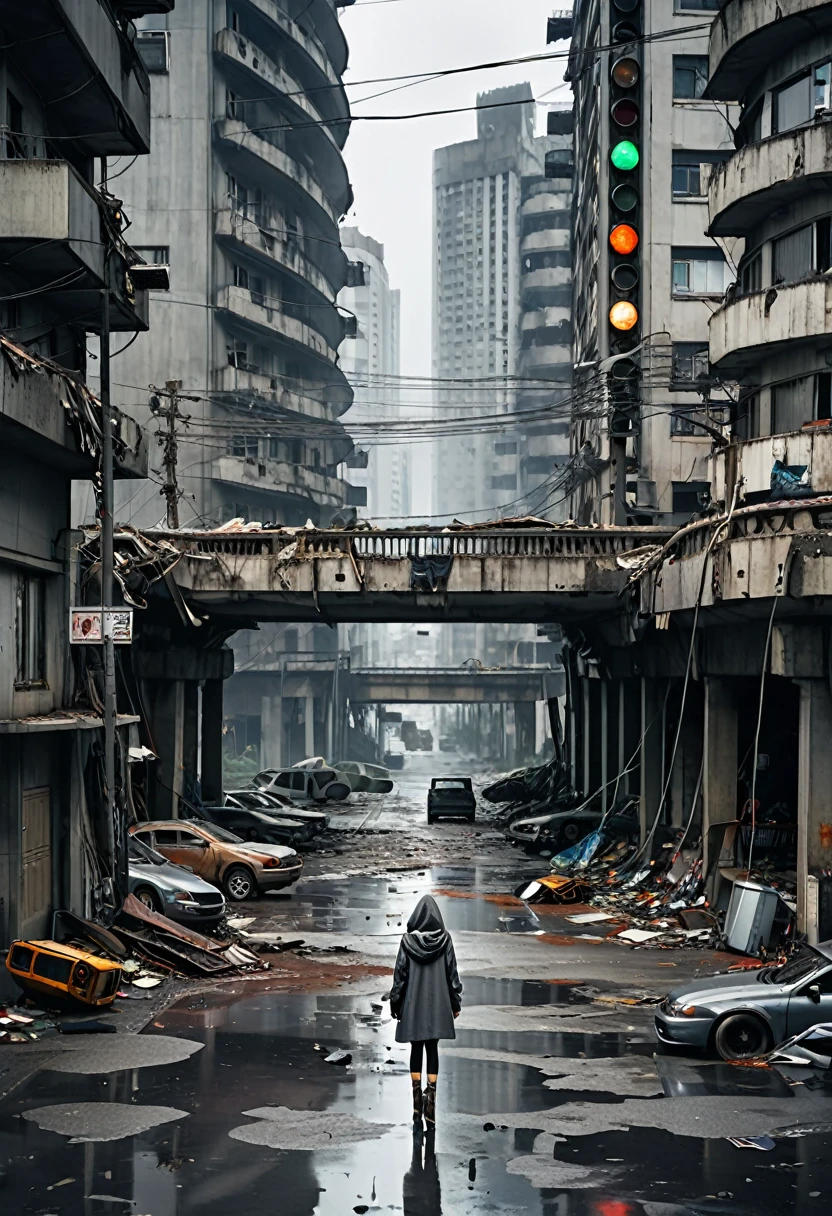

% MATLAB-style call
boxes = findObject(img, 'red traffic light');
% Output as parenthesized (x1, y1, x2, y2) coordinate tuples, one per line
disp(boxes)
(611, 98, 639, 128)
(610, 224, 639, 255)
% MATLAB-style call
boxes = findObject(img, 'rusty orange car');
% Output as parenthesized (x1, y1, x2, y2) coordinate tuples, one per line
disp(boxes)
(129, 820, 303, 902)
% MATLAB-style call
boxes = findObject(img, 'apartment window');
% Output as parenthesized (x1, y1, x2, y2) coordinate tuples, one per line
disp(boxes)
(673, 56, 709, 100)
(491, 474, 517, 491)
(671, 342, 709, 386)
(672, 248, 732, 297)
(739, 249, 762, 295)
(674, 0, 719, 8)
(671, 404, 730, 436)
(672, 481, 710, 516)
(132, 245, 169, 267)
(774, 71, 813, 134)
(773, 224, 814, 283)
(5, 89, 24, 158)
(136, 31, 170, 74)
(231, 435, 258, 461)
(227, 341, 248, 369)
(671, 150, 731, 198)
(773, 374, 832, 432)
(15, 573, 45, 688)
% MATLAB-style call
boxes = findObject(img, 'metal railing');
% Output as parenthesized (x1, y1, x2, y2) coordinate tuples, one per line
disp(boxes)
(160, 525, 668, 561)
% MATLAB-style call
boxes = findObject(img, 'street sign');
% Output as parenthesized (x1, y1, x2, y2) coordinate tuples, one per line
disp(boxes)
(70, 607, 134, 644)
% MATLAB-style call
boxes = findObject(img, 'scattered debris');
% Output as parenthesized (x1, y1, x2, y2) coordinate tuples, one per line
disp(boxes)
(324, 1050, 353, 1066)
(728, 1135, 776, 1151)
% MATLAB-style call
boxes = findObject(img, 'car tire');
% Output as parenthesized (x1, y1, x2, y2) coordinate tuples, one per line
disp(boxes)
(224, 865, 258, 902)
(714, 1013, 772, 1061)
(133, 885, 162, 914)
(561, 820, 582, 844)
(246, 828, 262, 843)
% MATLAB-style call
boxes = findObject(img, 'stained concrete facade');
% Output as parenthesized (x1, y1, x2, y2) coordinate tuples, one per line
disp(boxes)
(0, 0, 155, 974)
(76, 0, 356, 533)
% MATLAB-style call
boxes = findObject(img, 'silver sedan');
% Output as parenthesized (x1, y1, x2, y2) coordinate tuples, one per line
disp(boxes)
(655, 943, 832, 1060)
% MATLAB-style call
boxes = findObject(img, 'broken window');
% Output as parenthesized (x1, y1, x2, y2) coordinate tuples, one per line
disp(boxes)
(673, 56, 709, 100)
(136, 31, 170, 74)
(15, 573, 45, 688)
(5, 89, 24, 158)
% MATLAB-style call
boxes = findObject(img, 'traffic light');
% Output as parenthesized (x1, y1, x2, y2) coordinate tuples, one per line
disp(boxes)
(607, 0, 642, 435)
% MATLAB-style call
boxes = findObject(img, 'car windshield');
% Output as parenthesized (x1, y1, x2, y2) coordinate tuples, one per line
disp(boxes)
(199, 823, 244, 844)
(773, 952, 822, 985)
(128, 836, 166, 865)
(435, 780, 469, 789)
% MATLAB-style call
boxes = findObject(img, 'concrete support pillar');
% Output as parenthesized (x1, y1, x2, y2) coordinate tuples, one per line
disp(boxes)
(702, 678, 738, 880)
(200, 679, 224, 806)
(150, 680, 185, 820)
(600, 681, 609, 811)
(640, 678, 665, 843)
(304, 694, 315, 759)
(796, 679, 832, 940)
(514, 701, 535, 764)
(182, 681, 199, 802)
(619, 679, 641, 797)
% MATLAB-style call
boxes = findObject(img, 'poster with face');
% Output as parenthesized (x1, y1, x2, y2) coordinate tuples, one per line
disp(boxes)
(70, 608, 102, 643)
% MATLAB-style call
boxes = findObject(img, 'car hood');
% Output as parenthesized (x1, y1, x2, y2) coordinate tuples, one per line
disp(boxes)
(513, 810, 596, 830)
(238, 843, 298, 862)
(666, 968, 791, 1006)
(128, 860, 222, 896)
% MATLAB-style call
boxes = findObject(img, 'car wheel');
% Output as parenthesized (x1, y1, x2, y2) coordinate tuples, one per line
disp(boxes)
(246, 828, 262, 842)
(224, 865, 258, 902)
(714, 1013, 772, 1061)
(133, 885, 162, 914)
(561, 820, 582, 844)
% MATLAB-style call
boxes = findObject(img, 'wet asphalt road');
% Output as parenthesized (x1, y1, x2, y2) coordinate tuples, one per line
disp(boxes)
(2, 754, 832, 1214)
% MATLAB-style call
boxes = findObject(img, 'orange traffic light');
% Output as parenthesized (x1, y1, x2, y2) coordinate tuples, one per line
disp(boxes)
(609, 301, 639, 331)
(609, 223, 639, 255)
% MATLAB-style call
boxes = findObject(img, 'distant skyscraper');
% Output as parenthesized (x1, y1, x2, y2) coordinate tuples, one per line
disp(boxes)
(339, 228, 410, 524)
(431, 85, 573, 666)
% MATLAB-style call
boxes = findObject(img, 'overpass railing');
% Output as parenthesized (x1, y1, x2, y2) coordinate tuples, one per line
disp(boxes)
(156, 526, 668, 562)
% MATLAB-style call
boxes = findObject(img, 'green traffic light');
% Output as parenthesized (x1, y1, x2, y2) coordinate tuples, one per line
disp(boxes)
(611, 140, 639, 171)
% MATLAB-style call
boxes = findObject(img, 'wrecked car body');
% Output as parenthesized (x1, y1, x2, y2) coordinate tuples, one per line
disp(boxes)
(127, 834, 226, 925)
(130, 821, 302, 902)
(655, 942, 832, 1060)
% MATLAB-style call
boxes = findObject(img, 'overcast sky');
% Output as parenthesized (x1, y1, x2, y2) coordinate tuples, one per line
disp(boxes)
(338, 0, 571, 378)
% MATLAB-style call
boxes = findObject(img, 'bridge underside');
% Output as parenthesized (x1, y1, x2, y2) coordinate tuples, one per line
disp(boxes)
(348, 669, 566, 704)
(184, 589, 631, 626)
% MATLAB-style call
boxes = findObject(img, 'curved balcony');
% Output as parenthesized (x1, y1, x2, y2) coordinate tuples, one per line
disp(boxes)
(244, 0, 349, 123)
(522, 267, 571, 294)
(520, 344, 572, 374)
(215, 28, 351, 205)
(215, 208, 338, 306)
(214, 117, 341, 238)
(707, 0, 832, 102)
(521, 229, 570, 256)
(213, 364, 352, 420)
(303, 0, 349, 79)
(709, 120, 832, 236)
(212, 454, 348, 510)
(216, 284, 342, 367)
(709, 276, 832, 372)
(522, 305, 571, 333)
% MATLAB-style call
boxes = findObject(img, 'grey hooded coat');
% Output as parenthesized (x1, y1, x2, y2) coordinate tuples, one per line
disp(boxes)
(389, 895, 462, 1043)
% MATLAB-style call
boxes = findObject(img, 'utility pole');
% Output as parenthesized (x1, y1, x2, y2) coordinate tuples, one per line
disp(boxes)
(99, 157, 117, 892)
(150, 380, 198, 528)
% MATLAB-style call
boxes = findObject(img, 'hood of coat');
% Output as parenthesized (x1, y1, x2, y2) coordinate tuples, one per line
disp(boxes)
(402, 895, 450, 963)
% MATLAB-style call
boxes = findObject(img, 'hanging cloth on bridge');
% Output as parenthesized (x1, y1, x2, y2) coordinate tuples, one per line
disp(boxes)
(410, 553, 453, 593)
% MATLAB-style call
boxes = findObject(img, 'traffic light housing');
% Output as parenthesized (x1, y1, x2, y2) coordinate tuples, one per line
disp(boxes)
(608, 0, 642, 439)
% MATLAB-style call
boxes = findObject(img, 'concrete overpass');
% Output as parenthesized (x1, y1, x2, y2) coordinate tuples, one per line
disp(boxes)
(150, 523, 668, 626)
(347, 666, 566, 704)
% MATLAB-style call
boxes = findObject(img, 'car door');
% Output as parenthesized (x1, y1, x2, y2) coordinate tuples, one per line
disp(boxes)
(787, 965, 832, 1036)
(169, 829, 215, 879)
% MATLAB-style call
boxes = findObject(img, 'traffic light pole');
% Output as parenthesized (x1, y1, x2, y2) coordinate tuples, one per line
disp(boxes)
(99, 157, 117, 881)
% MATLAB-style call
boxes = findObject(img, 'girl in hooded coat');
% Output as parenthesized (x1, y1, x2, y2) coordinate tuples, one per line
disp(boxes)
(389, 895, 462, 1124)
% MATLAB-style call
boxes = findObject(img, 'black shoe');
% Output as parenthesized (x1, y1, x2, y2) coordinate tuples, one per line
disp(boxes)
(412, 1079, 423, 1120)
(423, 1081, 436, 1125)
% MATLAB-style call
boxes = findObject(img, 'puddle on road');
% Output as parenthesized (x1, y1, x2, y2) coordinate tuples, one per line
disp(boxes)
(2, 982, 831, 1215)
(254, 872, 544, 937)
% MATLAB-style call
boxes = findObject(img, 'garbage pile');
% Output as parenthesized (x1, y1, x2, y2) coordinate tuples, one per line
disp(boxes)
(1, 902, 266, 1039)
